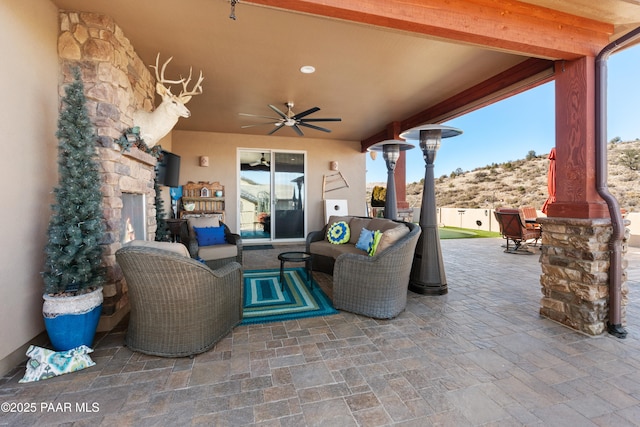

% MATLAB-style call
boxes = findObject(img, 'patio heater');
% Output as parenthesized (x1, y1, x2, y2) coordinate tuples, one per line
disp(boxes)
(368, 140, 414, 220)
(400, 124, 462, 295)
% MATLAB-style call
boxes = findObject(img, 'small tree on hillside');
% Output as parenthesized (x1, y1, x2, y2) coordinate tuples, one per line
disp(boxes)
(618, 148, 640, 171)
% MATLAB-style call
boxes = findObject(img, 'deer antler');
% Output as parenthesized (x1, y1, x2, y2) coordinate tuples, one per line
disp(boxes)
(136, 53, 205, 147)
(179, 68, 205, 99)
(150, 53, 185, 86)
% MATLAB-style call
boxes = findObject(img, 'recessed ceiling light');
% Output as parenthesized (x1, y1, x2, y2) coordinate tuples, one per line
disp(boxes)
(300, 65, 315, 74)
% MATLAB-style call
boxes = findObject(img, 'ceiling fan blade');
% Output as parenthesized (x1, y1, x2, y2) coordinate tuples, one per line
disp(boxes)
(300, 117, 342, 122)
(268, 124, 284, 135)
(298, 122, 332, 133)
(292, 124, 304, 136)
(249, 161, 260, 166)
(268, 104, 289, 120)
(293, 106, 320, 120)
(241, 123, 278, 129)
(239, 113, 282, 121)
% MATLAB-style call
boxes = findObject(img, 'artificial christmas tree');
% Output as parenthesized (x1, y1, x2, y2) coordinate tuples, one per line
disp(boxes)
(41, 67, 104, 350)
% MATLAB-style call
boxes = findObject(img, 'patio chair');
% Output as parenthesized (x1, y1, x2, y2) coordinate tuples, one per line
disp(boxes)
(182, 215, 243, 269)
(494, 208, 541, 253)
(115, 241, 243, 357)
(518, 205, 542, 230)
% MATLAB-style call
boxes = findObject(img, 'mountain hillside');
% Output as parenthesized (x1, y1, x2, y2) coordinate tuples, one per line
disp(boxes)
(369, 140, 640, 212)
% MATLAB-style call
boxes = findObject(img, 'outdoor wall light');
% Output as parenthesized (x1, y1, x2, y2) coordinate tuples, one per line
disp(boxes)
(400, 124, 462, 295)
(368, 140, 414, 220)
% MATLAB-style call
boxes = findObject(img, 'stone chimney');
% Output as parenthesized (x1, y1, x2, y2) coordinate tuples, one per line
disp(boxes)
(58, 11, 157, 329)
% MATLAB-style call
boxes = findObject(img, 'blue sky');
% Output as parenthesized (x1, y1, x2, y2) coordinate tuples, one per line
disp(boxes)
(366, 45, 640, 184)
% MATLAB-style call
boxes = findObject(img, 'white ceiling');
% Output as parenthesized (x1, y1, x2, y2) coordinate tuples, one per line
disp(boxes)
(50, 0, 640, 143)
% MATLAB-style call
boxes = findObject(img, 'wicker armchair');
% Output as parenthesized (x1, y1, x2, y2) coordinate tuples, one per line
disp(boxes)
(307, 219, 421, 319)
(115, 243, 243, 357)
(182, 217, 243, 270)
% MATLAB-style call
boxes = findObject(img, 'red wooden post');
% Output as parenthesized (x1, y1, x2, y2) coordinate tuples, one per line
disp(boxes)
(547, 57, 609, 219)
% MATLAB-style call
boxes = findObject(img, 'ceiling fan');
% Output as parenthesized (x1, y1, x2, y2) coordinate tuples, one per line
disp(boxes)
(249, 153, 270, 167)
(240, 102, 341, 136)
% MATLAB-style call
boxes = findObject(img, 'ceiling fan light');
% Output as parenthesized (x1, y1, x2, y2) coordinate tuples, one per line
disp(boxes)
(300, 65, 315, 74)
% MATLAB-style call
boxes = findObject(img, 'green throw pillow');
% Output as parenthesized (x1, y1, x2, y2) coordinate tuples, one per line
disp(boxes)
(368, 230, 383, 256)
(327, 221, 350, 244)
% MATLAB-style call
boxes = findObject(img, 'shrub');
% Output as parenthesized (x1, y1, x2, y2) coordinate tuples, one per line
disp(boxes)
(618, 148, 640, 171)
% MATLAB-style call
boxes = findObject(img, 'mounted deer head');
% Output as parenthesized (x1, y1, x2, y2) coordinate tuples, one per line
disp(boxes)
(133, 53, 204, 147)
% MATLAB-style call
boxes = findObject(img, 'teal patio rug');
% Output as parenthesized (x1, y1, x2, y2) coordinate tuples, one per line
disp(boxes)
(240, 267, 338, 325)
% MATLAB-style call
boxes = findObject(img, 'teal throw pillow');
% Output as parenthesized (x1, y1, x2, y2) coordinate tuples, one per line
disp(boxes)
(327, 221, 350, 244)
(19, 345, 95, 383)
(193, 226, 226, 246)
(368, 230, 383, 256)
(355, 228, 374, 252)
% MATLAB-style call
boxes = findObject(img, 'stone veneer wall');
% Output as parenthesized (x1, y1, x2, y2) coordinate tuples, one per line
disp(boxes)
(58, 11, 157, 328)
(538, 217, 629, 335)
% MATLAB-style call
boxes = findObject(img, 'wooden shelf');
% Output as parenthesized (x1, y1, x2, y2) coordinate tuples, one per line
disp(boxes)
(180, 181, 226, 220)
(182, 197, 224, 212)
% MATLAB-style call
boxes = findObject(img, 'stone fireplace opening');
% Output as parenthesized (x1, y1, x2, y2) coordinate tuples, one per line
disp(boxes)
(121, 193, 147, 244)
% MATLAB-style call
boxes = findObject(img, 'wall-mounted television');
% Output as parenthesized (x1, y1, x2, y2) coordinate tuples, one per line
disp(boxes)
(157, 150, 181, 188)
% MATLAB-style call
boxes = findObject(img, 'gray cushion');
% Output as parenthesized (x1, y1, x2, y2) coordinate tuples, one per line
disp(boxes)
(367, 218, 403, 233)
(187, 216, 221, 238)
(376, 225, 410, 254)
(310, 240, 363, 258)
(348, 217, 371, 244)
(198, 243, 237, 261)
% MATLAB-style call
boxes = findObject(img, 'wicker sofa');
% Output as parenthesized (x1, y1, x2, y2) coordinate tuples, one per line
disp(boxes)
(115, 241, 243, 357)
(306, 216, 421, 319)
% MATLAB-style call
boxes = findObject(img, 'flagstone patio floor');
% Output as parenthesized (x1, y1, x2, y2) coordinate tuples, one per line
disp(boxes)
(1, 238, 640, 426)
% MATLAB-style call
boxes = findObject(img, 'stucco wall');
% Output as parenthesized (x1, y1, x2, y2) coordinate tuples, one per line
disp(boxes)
(171, 130, 365, 233)
(0, 0, 60, 375)
(626, 212, 640, 247)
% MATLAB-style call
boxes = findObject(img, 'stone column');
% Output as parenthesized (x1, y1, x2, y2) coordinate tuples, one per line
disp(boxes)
(538, 217, 629, 335)
(58, 11, 156, 331)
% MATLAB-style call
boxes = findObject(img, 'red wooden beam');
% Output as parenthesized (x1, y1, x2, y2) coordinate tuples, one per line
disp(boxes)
(244, 0, 613, 59)
(361, 57, 553, 151)
(401, 58, 554, 130)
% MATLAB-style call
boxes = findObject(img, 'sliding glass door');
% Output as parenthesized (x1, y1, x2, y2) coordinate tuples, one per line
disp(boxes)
(273, 152, 305, 239)
(239, 150, 305, 242)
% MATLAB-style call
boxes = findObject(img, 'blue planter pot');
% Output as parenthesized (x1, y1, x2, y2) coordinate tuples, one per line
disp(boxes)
(43, 287, 103, 351)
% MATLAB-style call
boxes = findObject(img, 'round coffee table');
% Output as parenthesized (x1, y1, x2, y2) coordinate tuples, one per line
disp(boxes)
(278, 251, 313, 290)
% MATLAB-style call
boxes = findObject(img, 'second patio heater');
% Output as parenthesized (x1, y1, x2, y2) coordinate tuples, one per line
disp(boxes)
(368, 140, 415, 219)
(400, 124, 462, 295)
